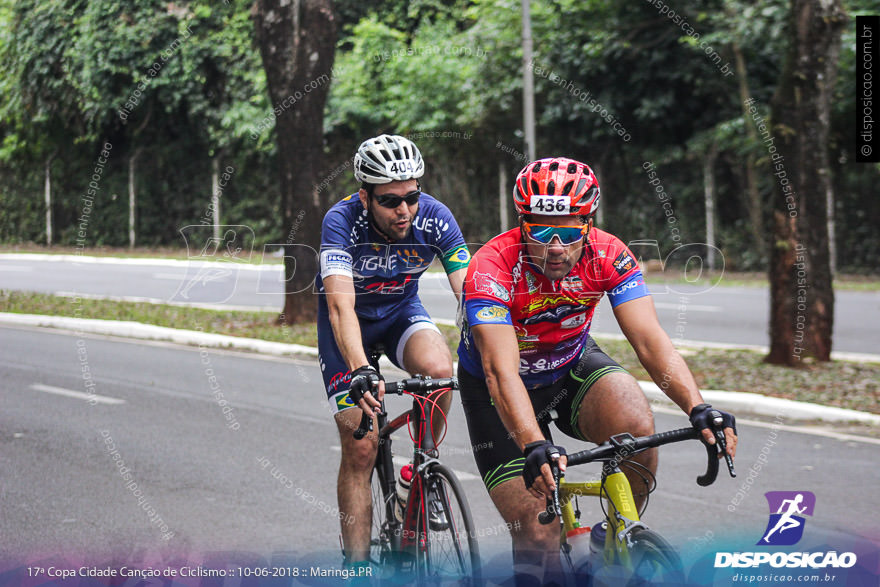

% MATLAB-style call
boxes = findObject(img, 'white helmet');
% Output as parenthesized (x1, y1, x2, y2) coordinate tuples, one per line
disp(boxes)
(353, 134, 425, 185)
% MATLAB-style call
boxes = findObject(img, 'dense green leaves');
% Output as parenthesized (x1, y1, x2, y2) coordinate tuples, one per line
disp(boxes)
(0, 0, 876, 270)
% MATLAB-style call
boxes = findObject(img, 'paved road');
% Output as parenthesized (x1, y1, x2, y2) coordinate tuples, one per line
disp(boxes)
(1, 255, 877, 352)
(2, 326, 877, 574)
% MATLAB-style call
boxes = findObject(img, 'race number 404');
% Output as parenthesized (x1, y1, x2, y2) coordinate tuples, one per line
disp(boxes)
(385, 160, 416, 174)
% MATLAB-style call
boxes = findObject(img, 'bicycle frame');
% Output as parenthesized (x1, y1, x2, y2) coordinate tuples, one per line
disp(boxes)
(557, 467, 642, 568)
(368, 367, 449, 562)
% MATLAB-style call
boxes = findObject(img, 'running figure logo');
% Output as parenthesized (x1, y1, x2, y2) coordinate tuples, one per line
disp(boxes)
(758, 491, 816, 546)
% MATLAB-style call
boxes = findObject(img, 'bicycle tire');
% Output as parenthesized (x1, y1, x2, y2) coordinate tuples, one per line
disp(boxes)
(412, 462, 480, 585)
(624, 527, 685, 587)
(369, 467, 395, 570)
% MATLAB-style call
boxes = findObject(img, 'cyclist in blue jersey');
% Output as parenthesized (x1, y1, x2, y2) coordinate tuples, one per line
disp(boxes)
(317, 134, 470, 569)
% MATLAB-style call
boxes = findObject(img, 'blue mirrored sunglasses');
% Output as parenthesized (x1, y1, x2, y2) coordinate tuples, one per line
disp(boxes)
(522, 222, 588, 245)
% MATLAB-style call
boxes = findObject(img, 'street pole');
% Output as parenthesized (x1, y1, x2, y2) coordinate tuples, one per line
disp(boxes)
(522, 0, 536, 162)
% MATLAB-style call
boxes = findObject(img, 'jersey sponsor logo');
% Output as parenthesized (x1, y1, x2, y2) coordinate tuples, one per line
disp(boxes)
(473, 271, 512, 302)
(328, 371, 350, 394)
(476, 305, 510, 322)
(412, 215, 451, 235)
(562, 276, 584, 291)
(561, 313, 587, 329)
(321, 250, 353, 274)
(364, 274, 413, 294)
(523, 294, 581, 314)
(610, 277, 645, 297)
(597, 249, 606, 258)
(612, 251, 636, 275)
(522, 303, 584, 324)
(525, 271, 539, 293)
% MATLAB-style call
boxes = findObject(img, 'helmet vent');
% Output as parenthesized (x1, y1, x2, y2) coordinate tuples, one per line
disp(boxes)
(546, 180, 555, 195)
(530, 179, 540, 195)
(561, 180, 573, 195)
(575, 177, 587, 195)
(532, 162, 542, 172)
(567, 162, 578, 174)
(520, 177, 530, 199)
(548, 161, 559, 171)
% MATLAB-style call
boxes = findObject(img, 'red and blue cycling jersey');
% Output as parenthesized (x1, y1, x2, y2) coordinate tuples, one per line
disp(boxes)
(457, 227, 649, 389)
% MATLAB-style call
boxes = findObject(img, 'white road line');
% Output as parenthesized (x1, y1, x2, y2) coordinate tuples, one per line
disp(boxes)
(29, 383, 126, 405)
(0, 265, 33, 272)
(330, 446, 479, 481)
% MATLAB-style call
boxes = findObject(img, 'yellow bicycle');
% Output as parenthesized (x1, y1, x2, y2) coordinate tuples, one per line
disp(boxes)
(540, 417, 736, 585)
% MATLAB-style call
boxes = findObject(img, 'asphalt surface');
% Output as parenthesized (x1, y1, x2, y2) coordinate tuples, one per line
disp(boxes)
(2, 325, 878, 573)
(1, 255, 878, 353)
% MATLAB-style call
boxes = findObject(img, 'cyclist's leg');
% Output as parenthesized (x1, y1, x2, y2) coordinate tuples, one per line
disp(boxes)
(557, 337, 656, 509)
(318, 300, 379, 564)
(458, 364, 564, 582)
(385, 299, 453, 441)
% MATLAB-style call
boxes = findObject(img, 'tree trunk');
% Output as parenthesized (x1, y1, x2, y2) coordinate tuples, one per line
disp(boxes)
(253, 0, 337, 325)
(766, 0, 846, 365)
(732, 42, 767, 251)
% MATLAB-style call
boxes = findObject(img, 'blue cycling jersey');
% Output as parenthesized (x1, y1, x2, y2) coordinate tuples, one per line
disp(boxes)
(316, 192, 469, 320)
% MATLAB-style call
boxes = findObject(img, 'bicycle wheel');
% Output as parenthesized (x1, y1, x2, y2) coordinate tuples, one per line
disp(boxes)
(369, 467, 395, 569)
(413, 463, 480, 585)
(624, 528, 685, 587)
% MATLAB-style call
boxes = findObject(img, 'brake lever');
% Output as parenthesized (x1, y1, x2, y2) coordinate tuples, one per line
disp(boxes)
(710, 412, 737, 478)
(537, 450, 563, 525)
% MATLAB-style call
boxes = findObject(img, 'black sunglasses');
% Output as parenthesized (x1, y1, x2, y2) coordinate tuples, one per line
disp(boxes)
(373, 190, 421, 209)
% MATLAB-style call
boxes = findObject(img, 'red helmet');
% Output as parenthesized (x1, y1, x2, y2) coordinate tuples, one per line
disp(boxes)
(513, 157, 600, 216)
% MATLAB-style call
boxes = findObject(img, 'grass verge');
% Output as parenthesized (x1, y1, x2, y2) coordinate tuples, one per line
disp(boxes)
(2, 290, 877, 415)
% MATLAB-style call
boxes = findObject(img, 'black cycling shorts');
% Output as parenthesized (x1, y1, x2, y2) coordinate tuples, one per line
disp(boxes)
(458, 336, 627, 492)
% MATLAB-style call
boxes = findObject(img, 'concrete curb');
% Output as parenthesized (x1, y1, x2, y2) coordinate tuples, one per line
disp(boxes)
(3, 312, 878, 426)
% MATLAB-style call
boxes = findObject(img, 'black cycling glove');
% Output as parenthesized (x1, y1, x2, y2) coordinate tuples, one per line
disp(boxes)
(689, 403, 737, 435)
(348, 365, 383, 405)
(522, 440, 567, 490)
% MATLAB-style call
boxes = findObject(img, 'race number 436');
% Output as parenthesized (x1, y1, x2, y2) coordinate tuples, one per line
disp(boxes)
(530, 195, 569, 214)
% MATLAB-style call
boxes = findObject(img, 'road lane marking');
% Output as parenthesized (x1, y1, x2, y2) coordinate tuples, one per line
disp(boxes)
(29, 383, 126, 405)
(0, 265, 33, 272)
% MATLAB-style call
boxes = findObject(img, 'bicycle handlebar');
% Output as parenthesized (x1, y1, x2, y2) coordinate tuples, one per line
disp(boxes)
(352, 376, 457, 440)
(538, 422, 736, 524)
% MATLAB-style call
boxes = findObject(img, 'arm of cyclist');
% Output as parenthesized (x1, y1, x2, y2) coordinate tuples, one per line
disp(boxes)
(446, 267, 466, 303)
(472, 322, 567, 499)
(323, 273, 385, 414)
(613, 296, 737, 458)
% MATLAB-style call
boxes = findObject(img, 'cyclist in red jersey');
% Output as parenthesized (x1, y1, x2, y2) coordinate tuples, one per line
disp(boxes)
(457, 157, 737, 580)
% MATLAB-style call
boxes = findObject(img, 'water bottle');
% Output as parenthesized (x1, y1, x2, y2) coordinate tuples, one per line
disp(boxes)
(393, 464, 414, 522)
(565, 525, 592, 565)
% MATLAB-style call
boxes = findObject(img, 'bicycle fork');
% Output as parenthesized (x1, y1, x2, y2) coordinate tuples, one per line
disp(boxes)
(601, 469, 648, 567)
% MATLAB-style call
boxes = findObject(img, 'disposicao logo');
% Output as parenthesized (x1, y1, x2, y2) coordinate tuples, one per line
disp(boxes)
(758, 491, 815, 546)
(714, 490, 858, 570)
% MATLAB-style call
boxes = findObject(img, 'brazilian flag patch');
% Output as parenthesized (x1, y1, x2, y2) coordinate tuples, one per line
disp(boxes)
(442, 245, 471, 273)
(335, 393, 355, 411)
